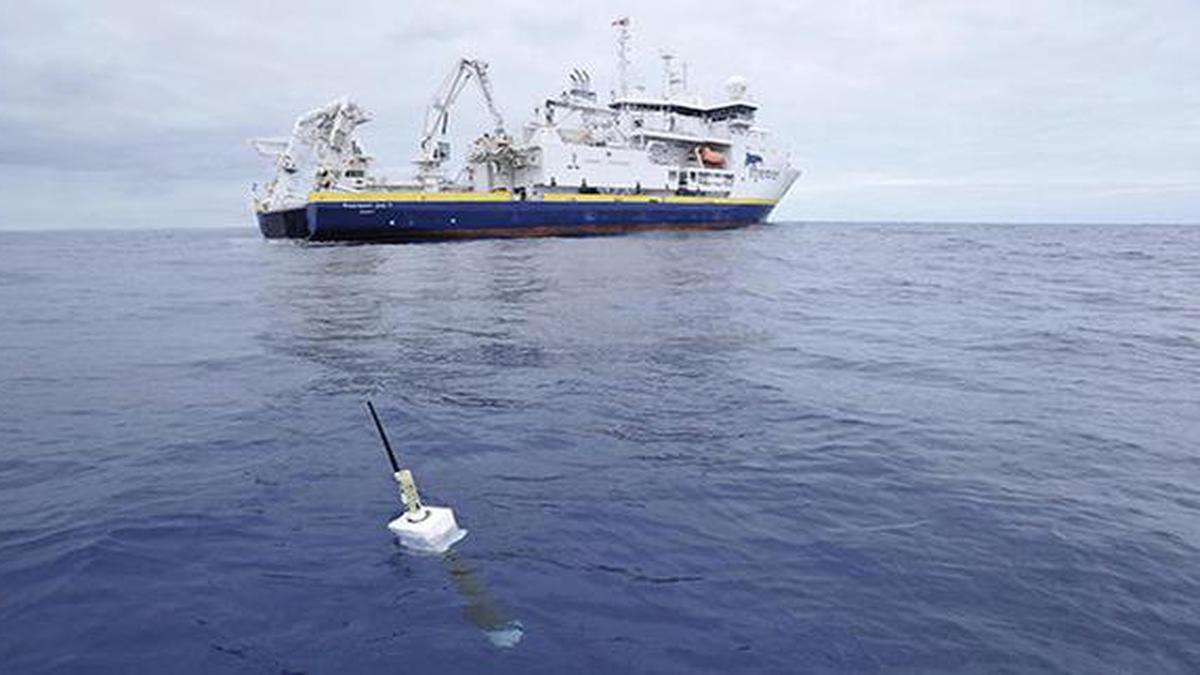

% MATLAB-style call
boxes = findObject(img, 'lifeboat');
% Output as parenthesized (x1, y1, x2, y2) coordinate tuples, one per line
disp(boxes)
(698, 146, 726, 168)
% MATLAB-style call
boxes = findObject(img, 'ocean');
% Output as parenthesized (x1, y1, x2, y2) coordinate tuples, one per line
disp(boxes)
(1, 222, 1198, 673)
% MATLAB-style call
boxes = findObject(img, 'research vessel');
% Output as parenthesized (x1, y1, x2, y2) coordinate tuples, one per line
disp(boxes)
(250, 19, 799, 242)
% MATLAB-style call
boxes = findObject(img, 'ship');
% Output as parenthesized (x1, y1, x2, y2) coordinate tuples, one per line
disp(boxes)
(250, 18, 800, 242)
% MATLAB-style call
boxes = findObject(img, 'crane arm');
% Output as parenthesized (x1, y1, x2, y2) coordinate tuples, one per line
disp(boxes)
(416, 58, 507, 183)
(472, 61, 506, 135)
(250, 97, 371, 210)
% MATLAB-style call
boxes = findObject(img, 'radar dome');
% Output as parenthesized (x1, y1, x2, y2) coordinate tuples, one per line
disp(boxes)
(724, 76, 748, 100)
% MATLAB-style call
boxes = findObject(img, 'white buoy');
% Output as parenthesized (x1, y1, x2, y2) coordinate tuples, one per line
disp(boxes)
(368, 402, 467, 554)
(385, 469, 467, 554)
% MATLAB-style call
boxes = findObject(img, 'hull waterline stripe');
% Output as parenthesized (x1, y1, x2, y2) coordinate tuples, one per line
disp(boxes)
(307, 190, 776, 207)
(309, 190, 512, 203)
(543, 193, 776, 206)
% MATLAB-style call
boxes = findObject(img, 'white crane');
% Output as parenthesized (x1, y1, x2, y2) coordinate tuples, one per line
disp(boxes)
(251, 98, 372, 212)
(415, 58, 508, 188)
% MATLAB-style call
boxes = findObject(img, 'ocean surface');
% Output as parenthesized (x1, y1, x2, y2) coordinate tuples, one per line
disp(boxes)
(2, 222, 1199, 674)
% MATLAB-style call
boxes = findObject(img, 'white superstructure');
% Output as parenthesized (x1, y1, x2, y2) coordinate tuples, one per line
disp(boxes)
(252, 18, 798, 215)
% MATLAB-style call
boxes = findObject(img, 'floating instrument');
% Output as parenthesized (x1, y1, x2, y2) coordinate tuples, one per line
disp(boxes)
(367, 400, 467, 554)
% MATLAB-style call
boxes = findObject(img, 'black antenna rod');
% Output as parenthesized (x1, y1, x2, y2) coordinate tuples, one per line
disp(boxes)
(366, 400, 401, 474)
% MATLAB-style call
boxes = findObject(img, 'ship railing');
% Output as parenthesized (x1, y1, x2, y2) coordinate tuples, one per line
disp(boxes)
(631, 129, 733, 147)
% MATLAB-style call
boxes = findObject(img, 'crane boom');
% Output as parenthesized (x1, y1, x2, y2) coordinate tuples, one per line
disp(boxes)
(250, 97, 371, 211)
(416, 58, 507, 187)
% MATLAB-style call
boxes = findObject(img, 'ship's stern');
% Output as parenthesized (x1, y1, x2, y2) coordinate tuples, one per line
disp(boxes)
(256, 206, 309, 239)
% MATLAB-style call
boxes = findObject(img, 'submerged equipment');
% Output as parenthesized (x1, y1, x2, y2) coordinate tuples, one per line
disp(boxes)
(366, 400, 467, 554)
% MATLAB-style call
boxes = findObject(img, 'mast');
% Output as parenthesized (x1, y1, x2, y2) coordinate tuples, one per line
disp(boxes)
(660, 52, 674, 99)
(613, 17, 631, 99)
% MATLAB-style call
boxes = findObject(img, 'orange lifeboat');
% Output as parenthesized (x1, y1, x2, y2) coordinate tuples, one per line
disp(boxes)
(698, 146, 726, 168)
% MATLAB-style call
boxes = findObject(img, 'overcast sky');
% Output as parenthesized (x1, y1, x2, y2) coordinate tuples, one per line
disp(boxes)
(1, 0, 1197, 229)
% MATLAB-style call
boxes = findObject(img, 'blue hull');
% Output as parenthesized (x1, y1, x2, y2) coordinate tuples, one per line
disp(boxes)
(258, 200, 774, 242)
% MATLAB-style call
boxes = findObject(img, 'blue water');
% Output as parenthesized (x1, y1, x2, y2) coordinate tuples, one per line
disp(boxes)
(2, 223, 1199, 673)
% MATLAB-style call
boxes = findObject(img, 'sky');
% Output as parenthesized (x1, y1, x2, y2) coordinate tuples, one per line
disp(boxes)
(0, 0, 1197, 229)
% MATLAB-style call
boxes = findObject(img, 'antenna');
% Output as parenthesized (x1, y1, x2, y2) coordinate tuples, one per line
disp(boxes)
(612, 17, 631, 98)
(660, 51, 675, 99)
(366, 400, 401, 474)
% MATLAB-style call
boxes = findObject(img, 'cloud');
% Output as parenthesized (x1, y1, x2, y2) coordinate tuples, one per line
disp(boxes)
(0, 0, 1197, 229)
